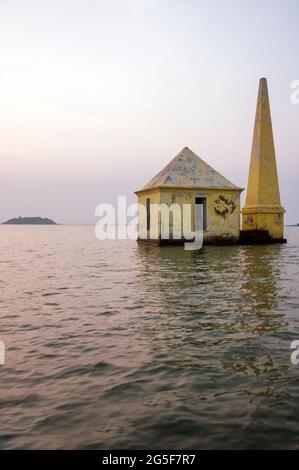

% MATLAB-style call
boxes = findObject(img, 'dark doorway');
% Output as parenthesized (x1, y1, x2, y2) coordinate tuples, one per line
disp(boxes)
(146, 198, 150, 231)
(195, 197, 207, 231)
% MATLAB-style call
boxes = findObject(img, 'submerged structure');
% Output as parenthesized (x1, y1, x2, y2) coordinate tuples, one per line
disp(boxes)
(135, 147, 243, 244)
(241, 78, 286, 243)
(136, 78, 286, 245)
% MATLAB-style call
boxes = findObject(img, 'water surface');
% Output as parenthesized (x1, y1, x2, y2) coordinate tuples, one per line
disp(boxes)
(0, 226, 299, 449)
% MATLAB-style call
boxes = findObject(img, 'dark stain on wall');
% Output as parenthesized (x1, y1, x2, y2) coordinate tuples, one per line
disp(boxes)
(214, 195, 237, 219)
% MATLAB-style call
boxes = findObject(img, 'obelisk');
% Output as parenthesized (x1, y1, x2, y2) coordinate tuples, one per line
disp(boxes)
(241, 78, 285, 241)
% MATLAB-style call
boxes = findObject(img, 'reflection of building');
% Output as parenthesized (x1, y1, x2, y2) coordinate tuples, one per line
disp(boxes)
(135, 147, 243, 245)
(136, 78, 286, 246)
(239, 244, 282, 314)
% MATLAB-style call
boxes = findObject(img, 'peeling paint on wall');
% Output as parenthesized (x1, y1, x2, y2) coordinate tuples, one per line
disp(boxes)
(275, 213, 283, 225)
(245, 216, 254, 226)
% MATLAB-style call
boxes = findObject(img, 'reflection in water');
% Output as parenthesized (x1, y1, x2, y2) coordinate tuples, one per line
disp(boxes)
(135, 242, 287, 352)
(0, 226, 299, 449)
(240, 244, 282, 313)
(135, 242, 298, 449)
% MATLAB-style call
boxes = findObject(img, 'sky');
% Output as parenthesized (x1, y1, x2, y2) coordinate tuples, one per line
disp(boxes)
(0, 0, 298, 224)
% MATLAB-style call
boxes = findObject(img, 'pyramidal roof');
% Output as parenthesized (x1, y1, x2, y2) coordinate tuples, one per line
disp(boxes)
(138, 147, 241, 191)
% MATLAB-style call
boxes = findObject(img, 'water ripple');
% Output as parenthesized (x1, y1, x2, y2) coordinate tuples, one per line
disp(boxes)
(0, 226, 299, 449)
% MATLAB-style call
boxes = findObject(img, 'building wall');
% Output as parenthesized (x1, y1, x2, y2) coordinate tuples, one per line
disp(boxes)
(137, 187, 241, 243)
(137, 190, 161, 239)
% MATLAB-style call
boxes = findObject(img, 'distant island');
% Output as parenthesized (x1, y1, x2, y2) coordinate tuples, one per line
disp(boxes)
(3, 217, 57, 225)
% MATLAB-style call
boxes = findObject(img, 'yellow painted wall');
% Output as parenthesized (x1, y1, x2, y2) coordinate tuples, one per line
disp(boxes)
(137, 187, 242, 243)
(137, 190, 161, 239)
(242, 209, 284, 238)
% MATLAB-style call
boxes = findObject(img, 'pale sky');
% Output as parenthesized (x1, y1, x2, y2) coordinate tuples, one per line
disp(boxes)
(0, 0, 298, 224)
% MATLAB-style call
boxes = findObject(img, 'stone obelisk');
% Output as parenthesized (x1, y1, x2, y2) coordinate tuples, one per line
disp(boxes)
(241, 78, 286, 242)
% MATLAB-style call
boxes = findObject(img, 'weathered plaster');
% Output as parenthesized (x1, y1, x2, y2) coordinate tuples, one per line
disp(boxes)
(241, 78, 285, 239)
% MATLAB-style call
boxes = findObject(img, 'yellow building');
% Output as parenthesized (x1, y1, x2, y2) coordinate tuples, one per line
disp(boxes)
(136, 78, 286, 246)
(241, 78, 286, 243)
(135, 147, 244, 245)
